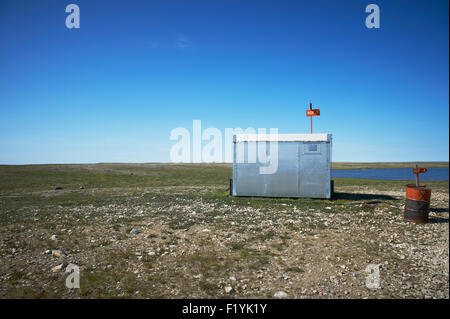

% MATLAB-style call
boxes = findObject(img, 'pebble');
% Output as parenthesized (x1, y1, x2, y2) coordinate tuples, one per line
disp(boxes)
(51, 235, 59, 241)
(229, 276, 237, 281)
(274, 291, 288, 298)
(129, 228, 141, 235)
(224, 286, 233, 293)
(52, 250, 67, 257)
(51, 264, 65, 272)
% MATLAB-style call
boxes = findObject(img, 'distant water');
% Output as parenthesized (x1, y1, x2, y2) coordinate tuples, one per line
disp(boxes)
(332, 168, 449, 181)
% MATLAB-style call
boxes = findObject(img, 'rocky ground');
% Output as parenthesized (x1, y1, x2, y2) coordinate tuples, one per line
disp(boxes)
(0, 164, 448, 298)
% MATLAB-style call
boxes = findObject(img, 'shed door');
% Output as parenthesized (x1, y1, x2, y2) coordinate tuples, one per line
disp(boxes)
(299, 142, 329, 198)
(263, 141, 299, 197)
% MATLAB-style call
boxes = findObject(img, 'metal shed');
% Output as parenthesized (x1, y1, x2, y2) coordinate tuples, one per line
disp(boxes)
(232, 133, 332, 199)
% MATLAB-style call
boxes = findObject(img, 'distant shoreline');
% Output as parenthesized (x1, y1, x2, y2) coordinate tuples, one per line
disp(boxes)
(331, 162, 449, 169)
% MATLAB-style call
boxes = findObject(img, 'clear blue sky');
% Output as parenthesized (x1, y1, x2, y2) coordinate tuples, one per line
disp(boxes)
(0, 0, 448, 164)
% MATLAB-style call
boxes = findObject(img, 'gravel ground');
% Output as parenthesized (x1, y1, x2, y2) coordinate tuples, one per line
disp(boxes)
(0, 182, 448, 299)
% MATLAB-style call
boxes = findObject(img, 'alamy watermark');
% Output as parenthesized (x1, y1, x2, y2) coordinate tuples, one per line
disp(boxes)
(65, 263, 80, 289)
(365, 264, 381, 289)
(65, 4, 80, 29)
(64, 4, 379, 30)
(169, 120, 279, 174)
(365, 4, 380, 29)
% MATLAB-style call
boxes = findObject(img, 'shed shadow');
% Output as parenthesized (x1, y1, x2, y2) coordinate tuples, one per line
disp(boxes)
(428, 217, 449, 224)
(333, 192, 397, 201)
(431, 207, 449, 214)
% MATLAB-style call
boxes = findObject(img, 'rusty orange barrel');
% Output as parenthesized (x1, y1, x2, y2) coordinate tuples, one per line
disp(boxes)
(404, 184, 431, 223)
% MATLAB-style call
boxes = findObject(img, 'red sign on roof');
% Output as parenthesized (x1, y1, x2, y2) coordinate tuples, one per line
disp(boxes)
(306, 109, 320, 116)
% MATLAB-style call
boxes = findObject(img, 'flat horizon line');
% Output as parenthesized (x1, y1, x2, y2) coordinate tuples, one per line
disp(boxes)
(0, 161, 448, 166)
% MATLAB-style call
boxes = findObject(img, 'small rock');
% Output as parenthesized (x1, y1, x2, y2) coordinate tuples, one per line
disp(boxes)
(229, 276, 237, 281)
(52, 250, 67, 257)
(148, 251, 156, 256)
(51, 235, 59, 241)
(224, 286, 233, 293)
(274, 291, 288, 298)
(129, 228, 141, 235)
(51, 264, 65, 272)
(44, 250, 52, 255)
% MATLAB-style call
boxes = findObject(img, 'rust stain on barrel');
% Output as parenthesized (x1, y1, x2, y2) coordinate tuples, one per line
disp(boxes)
(405, 184, 431, 202)
(404, 184, 431, 223)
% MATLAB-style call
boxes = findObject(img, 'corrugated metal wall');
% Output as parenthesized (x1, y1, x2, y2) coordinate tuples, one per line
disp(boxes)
(232, 135, 331, 198)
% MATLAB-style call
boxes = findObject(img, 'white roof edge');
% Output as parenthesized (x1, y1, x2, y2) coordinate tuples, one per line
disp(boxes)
(234, 133, 331, 142)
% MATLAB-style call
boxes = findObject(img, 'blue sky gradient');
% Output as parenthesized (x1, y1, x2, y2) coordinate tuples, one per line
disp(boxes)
(0, 0, 448, 164)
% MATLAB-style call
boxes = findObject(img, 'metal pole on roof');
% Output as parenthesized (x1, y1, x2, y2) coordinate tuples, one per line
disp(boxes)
(306, 102, 320, 134)
(415, 164, 419, 187)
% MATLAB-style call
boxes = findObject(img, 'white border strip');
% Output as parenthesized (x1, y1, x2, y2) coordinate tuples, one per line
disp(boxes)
(234, 133, 331, 142)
